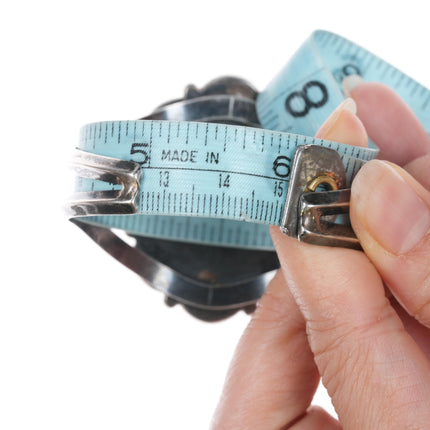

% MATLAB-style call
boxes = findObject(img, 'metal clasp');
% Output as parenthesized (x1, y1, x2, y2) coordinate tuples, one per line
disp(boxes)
(280, 145, 361, 250)
(66, 149, 142, 217)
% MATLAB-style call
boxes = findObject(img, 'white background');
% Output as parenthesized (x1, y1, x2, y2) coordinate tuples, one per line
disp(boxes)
(1, 1, 429, 429)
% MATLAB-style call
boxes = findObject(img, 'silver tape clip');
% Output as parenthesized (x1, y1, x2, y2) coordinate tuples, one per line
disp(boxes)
(66, 149, 142, 217)
(280, 145, 361, 250)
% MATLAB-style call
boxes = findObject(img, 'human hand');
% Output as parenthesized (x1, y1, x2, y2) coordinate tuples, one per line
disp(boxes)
(211, 77, 430, 429)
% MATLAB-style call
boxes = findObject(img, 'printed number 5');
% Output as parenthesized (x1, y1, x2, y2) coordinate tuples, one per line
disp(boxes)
(130, 143, 149, 165)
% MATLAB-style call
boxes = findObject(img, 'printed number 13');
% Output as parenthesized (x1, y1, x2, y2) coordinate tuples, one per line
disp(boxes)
(159, 171, 169, 187)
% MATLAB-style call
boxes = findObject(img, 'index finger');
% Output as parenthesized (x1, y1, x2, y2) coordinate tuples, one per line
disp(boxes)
(344, 78, 430, 166)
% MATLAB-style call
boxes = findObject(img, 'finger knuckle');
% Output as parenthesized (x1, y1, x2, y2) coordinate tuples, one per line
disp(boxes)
(413, 299, 430, 327)
(410, 257, 430, 326)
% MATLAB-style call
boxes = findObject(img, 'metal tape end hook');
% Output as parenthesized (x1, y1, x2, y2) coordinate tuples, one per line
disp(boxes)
(64, 149, 142, 217)
(280, 145, 361, 250)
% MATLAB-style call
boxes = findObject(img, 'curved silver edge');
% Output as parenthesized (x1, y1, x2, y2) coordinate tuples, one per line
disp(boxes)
(65, 150, 142, 217)
(71, 219, 273, 310)
(143, 95, 260, 128)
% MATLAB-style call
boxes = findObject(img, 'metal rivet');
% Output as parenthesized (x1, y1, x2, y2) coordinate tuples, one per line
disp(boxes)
(305, 173, 340, 193)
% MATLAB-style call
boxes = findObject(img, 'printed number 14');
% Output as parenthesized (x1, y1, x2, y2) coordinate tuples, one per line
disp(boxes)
(219, 174, 230, 188)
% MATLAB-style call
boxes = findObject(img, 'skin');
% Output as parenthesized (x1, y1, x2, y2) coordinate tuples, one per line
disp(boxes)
(211, 82, 430, 430)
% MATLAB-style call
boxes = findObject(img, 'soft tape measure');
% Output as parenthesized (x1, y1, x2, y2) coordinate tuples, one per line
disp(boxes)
(68, 31, 430, 320)
(71, 31, 429, 250)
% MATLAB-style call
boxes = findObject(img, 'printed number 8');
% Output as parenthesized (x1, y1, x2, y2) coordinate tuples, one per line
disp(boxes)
(285, 81, 328, 118)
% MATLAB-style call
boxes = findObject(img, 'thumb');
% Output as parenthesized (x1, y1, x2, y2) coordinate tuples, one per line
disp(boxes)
(270, 99, 430, 428)
(351, 160, 430, 327)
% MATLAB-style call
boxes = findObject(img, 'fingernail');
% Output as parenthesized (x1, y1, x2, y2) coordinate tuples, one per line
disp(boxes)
(315, 98, 368, 147)
(342, 74, 365, 98)
(352, 160, 430, 254)
(316, 98, 357, 138)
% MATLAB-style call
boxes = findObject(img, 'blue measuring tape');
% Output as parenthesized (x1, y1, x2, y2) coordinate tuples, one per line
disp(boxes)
(71, 30, 430, 250)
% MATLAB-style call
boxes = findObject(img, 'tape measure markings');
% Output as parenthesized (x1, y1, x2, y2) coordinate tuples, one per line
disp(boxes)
(72, 31, 430, 250)
(76, 119, 375, 252)
(257, 30, 430, 136)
